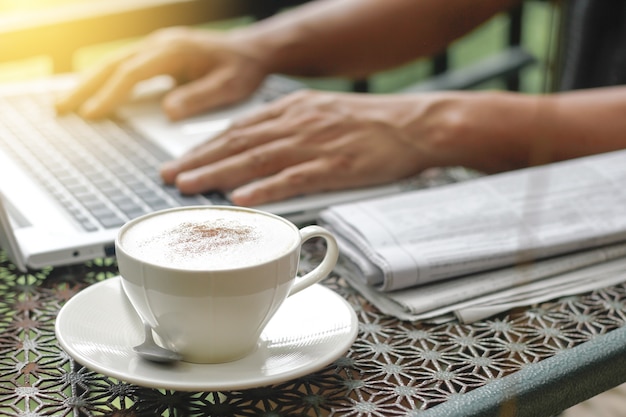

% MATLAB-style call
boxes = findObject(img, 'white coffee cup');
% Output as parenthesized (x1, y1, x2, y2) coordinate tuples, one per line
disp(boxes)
(115, 205, 339, 363)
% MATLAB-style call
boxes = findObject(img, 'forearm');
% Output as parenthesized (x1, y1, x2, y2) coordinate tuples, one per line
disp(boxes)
(230, 0, 520, 78)
(540, 87, 626, 162)
(418, 88, 626, 173)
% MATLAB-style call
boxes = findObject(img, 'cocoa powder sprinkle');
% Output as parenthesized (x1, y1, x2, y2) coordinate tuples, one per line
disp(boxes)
(166, 220, 258, 255)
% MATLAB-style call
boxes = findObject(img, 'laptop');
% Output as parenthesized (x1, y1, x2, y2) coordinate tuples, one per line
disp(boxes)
(0, 74, 411, 271)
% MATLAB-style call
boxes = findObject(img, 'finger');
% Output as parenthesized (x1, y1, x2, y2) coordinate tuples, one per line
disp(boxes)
(162, 68, 263, 121)
(78, 47, 184, 119)
(230, 158, 350, 206)
(54, 48, 134, 114)
(160, 116, 303, 183)
(172, 139, 309, 194)
(160, 136, 232, 184)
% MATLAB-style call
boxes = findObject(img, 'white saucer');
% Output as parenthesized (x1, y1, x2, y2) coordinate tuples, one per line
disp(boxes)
(55, 276, 358, 391)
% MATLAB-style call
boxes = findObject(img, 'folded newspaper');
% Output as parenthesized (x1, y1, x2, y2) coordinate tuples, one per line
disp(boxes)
(318, 150, 626, 323)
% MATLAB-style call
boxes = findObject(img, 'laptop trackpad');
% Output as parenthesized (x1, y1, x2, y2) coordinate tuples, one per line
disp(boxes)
(117, 77, 262, 158)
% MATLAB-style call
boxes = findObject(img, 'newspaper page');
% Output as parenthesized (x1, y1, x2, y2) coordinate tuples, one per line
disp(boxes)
(336, 241, 626, 322)
(319, 149, 626, 293)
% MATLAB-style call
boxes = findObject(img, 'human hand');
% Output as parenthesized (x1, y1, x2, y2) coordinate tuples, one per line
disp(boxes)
(55, 27, 268, 120)
(160, 90, 441, 206)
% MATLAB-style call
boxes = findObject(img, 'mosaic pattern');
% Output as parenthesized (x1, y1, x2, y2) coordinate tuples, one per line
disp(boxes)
(0, 243, 625, 417)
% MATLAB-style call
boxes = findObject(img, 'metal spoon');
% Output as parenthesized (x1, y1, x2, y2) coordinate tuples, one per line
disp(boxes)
(133, 322, 182, 363)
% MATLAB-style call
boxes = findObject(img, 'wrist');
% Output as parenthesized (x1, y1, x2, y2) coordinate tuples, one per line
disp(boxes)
(418, 91, 538, 173)
(228, 19, 318, 76)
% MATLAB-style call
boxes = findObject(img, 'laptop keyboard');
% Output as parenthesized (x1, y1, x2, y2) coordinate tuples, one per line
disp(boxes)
(0, 93, 230, 232)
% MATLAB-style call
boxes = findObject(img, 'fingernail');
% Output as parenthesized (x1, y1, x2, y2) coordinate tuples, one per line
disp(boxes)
(160, 161, 179, 183)
(54, 97, 69, 114)
(163, 95, 186, 121)
(176, 171, 197, 185)
(79, 100, 98, 119)
(231, 187, 255, 206)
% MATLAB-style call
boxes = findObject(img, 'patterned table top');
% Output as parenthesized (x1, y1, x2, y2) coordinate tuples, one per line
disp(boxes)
(1, 240, 626, 417)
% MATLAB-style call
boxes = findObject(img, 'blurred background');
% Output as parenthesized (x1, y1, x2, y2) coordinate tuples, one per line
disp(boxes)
(0, 0, 556, 93)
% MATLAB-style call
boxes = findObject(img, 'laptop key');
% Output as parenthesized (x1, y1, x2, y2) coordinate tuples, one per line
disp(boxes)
(98, 214, 127, 229)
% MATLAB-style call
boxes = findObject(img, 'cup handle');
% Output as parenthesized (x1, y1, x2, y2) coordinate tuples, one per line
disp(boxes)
(288, 225, 339, 296)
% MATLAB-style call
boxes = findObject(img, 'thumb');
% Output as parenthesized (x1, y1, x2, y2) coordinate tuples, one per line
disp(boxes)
(161, 71, 263, 121)
(161, 82, 217, 121)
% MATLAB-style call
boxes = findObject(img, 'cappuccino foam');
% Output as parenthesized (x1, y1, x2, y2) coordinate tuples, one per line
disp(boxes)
(120, 207, 298, 270)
